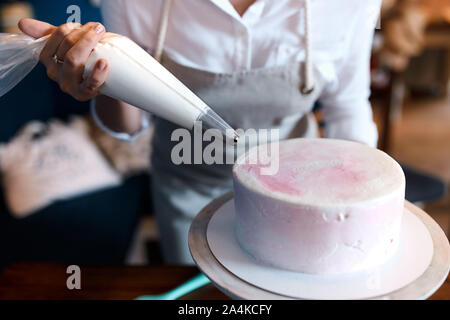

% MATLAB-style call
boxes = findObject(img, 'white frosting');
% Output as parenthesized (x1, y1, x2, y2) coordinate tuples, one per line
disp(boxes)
(235, 139, 404, 206)
(233, 138, 406, 274)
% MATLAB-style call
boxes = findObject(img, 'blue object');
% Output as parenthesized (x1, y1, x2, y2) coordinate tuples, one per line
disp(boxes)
(135, 274, 211, 300)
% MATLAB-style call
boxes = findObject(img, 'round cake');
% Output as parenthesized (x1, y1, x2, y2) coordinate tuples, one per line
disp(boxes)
(232, 138, 405, 274)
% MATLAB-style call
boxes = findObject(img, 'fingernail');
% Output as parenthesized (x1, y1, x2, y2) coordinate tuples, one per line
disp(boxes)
(95, 24, 104, 34)
(97, 60, 107, 71)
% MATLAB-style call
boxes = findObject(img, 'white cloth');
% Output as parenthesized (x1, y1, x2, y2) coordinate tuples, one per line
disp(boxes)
(99, 0, 381, 147)
(0, 118, 121, 217)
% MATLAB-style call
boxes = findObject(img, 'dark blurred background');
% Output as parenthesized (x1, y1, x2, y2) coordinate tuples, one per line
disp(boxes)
(0, 0, 155, 270)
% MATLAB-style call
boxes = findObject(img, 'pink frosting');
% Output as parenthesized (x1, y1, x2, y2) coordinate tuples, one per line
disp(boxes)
(237, 139, 403, 204)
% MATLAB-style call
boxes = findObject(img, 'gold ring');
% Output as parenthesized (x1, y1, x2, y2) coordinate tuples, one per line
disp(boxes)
(52, 54, 64, 64)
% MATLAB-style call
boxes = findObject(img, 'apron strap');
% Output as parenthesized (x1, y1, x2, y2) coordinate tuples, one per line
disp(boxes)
(154, 0, 173, 63)
(302, 0, 315, 94)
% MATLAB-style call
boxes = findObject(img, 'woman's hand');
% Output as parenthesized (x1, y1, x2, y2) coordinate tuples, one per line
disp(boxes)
(19, 18, 109, 101)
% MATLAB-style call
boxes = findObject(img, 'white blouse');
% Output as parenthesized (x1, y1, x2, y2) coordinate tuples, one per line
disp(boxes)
(98, 0, 382, 147)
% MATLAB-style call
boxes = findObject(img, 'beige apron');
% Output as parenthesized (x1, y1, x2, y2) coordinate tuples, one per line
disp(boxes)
(151, 0, 326, 264)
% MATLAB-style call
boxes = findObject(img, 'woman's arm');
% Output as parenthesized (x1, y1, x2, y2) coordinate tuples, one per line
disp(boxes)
(94, 95, 144, 136)
(319, 1, 382, 148)
(19, 18, 143, 136)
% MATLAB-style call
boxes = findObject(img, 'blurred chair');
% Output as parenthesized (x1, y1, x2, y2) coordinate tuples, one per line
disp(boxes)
(371, 2, 449, 205)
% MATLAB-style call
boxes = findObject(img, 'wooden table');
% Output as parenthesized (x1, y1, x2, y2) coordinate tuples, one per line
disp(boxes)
(0, 263, 228, 300)
(0, 263, 448, 300)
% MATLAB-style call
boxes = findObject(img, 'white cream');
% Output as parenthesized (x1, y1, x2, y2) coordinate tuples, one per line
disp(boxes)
(83, 33, 209, 129)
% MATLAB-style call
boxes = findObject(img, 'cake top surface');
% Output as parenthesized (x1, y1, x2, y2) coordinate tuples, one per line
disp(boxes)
(233, 138, 405, 206)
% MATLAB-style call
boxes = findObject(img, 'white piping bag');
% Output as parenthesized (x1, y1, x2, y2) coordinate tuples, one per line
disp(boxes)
(0, 33, 239, 144)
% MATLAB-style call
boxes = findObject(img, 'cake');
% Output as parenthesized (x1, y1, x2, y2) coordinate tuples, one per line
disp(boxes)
(232, 138, 405, 274)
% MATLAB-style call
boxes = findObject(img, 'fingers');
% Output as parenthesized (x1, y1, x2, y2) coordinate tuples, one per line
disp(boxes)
(55, 22, 104, 64)
(54, 28, 85, 62)
(33, 20, 107, 101)
(18, 18, 55, 39)
(66, 23, 105, 67)
(76, 59, 109, 101)
(57, 23, 106, 99)
(40, 22, 81, 69)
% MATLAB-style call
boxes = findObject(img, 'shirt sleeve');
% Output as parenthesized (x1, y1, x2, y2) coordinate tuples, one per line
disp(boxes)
(100, 0, 133, 37)
(100, 0, 159, 48)
(90, 99, 151, 142)
(318, 1, 382, 148)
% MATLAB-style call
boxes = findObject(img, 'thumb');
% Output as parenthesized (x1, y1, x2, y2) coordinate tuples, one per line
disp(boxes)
(18, 18, 56, 39)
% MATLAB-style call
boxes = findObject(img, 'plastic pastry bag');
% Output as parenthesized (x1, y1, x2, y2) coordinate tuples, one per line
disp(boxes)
(0, 33, 48, 97)
(0, 32, 236, 139)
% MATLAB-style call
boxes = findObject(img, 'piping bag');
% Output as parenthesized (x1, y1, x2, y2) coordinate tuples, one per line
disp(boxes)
(0, 33, 239, 144)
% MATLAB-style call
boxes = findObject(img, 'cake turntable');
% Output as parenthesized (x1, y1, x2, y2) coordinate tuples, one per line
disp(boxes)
(189, 192, 450, 300)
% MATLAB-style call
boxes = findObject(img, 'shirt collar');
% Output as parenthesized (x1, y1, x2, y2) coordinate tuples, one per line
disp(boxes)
(209, 0, 266, 26)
